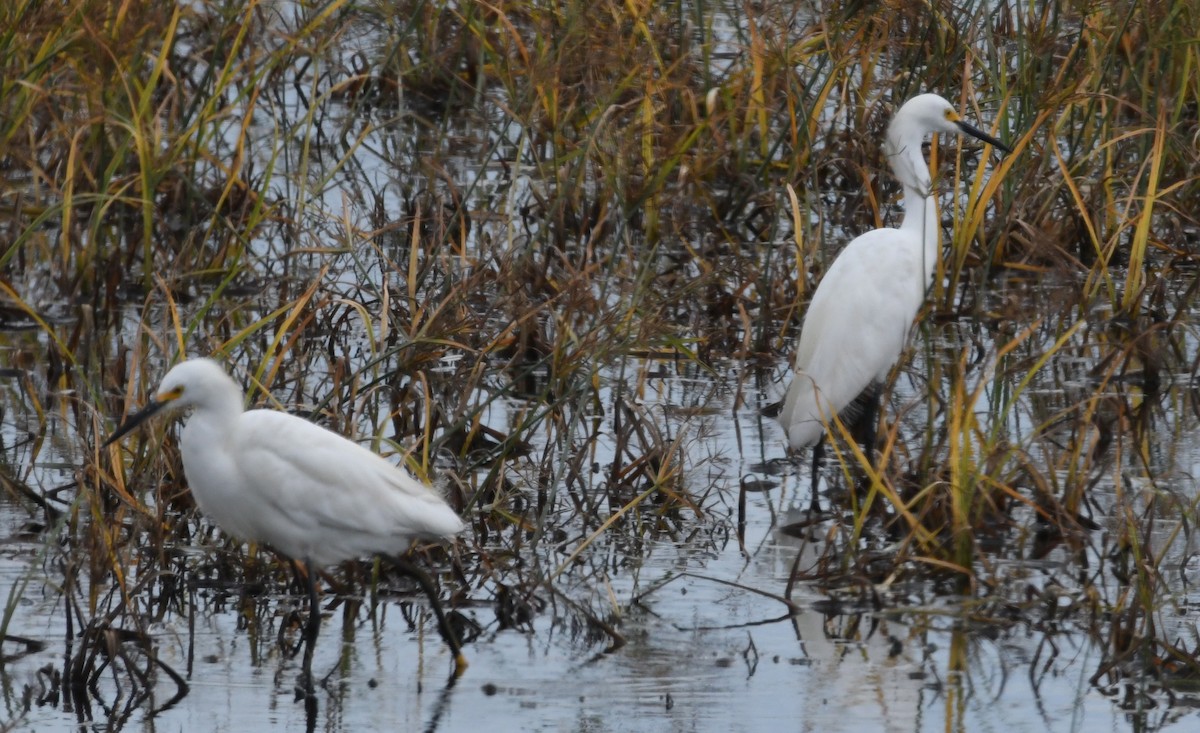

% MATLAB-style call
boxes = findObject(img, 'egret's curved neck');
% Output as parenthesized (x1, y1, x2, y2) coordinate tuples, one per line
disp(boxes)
(212, 388, 245, 424)
(889, 136, 940, 288)
(187, 384, 245, 436)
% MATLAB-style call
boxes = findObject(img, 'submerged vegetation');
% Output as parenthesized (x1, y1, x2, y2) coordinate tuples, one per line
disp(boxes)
(2, 0, 1200, 728)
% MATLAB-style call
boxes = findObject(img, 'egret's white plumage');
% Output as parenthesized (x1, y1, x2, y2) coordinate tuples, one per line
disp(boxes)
(779, 94, 1009, 457)
(104, 357, 467, 695)
(156, 360, 465, 565)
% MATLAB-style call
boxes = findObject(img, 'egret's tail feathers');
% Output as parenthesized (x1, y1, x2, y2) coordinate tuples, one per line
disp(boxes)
(779, 374, 885, 451)
(779, 372, 827, 449)
(413, 499, 468, 539)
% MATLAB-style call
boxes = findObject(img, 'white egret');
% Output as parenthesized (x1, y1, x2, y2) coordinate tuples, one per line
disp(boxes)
(103, 358, 468, 699)
(778, 93, 1011, 510)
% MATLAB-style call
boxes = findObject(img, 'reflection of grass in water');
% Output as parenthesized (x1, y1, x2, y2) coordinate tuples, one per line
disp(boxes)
(1, 0, 1200, 721)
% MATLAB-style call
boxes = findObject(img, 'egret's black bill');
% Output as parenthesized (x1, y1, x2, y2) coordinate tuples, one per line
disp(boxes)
(102, 399, 170, 447)
(955, 120, 1012, 154)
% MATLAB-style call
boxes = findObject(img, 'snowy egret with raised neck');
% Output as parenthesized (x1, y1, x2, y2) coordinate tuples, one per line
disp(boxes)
(778, 93, 1011, 511)
(103, 357, 468, 699)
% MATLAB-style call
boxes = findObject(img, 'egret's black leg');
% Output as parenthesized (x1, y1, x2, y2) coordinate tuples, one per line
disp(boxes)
(393, 557, 467, 676)
(847, 385, 882, 449)
(296, 559, 321, 703)
(809, 439, 825, 514)
(810, 382, 879, 515)
(843, 384, 883, 495)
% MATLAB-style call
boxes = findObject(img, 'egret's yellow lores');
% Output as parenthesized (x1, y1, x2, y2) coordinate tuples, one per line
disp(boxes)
(778, 94, 1011, 509)
(104, 358, 467, 698)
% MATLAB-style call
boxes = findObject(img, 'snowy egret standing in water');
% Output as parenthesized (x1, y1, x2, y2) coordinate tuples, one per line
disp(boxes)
(103, 358, 467, 699)
(778, 94, 1011, 510)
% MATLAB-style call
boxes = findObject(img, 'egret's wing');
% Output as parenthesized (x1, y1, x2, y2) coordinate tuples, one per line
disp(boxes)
(234, 411, 464, 550)
(781, 228, 926, 446)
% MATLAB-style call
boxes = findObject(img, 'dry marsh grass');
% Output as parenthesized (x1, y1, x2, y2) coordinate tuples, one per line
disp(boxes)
(3, 0, 1200, 726)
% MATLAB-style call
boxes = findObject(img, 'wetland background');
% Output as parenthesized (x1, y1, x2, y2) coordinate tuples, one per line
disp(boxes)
(3, 0, 1200, 730)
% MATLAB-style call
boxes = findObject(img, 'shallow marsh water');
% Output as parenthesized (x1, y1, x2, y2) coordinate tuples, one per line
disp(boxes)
(5, 339, 1200, 731)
